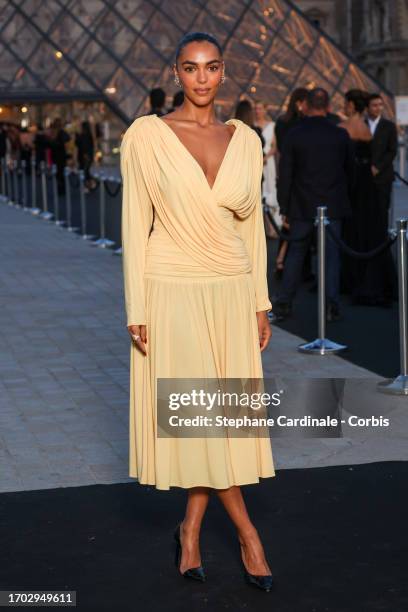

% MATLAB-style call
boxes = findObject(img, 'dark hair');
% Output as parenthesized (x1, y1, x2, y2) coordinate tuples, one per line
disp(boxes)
(175, 32, 223, 65)
(345, 89, 369, 113)
(172, 90, 184, 108)
(367, 93, 383, 104)
(283, 87, 308, 122)
(234, 99, 254, 126)
(149, 87, 166, 109)
(307, 87, 329, 110)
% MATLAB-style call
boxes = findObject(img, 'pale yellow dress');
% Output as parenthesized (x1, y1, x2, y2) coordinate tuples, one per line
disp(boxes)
(120, 113, 275, 490)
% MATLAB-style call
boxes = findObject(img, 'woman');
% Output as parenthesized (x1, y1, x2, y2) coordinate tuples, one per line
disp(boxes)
(254, 101, 278, 218)
(121, 32, 275, 591)
(339, 89, 394, 305)
(234, 99, 265, 148)
(274, 87, 308, 156)
(274, 88, 309, 279)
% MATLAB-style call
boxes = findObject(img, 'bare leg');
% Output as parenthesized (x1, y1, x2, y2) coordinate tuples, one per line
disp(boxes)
(179, 486, 211, 574)
(216, 485, 271, 575)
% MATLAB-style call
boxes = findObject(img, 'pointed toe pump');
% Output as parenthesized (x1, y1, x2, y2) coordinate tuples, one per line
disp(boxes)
(239, 542, 273, 592)
(174, 523, 206, 582)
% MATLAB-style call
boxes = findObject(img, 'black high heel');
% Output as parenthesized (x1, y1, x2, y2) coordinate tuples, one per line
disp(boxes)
(174, 523, 206, 582)
(238, 541, 273, 592)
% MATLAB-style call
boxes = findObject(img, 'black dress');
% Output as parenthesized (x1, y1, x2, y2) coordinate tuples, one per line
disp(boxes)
(341, 139, 395, 305)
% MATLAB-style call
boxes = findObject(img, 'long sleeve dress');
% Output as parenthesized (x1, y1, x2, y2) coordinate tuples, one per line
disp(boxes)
(120, 114, 275, 490)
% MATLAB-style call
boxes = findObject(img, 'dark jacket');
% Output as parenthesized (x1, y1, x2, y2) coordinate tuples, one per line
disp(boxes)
(75, 131, 94, 164)
(277, 116, 355, 220)
(275, 114, 304, 154)
(370, 117, 398, 184)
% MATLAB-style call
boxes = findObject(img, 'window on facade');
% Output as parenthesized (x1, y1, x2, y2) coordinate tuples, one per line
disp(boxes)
(375, 0, 386, 40)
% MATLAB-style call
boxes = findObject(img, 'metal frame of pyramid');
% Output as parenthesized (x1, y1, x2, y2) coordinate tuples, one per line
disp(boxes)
(0, 0, 394, 125)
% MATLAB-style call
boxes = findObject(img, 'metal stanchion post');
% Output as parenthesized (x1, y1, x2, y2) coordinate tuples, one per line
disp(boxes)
(21, 160, 28, 211)
(52, 164, 64, 226)
(13, 160, 21, 208)
(298, 206, 347, 355)
(39, 160, 53, 220)
(378, 218, 408, 395)
(92, 175, 114, 248)
(0, 158, 5, 202)
(0, 158, 6, 203)
(64, 168, 74, 231)
(79, 169, 95, 240)
(64, 167, 79, 232)
(31, 156, 40, 215)
(6, 160, 13, 207)
(399, 139, 406, 181)
(113, 177, 123, 255)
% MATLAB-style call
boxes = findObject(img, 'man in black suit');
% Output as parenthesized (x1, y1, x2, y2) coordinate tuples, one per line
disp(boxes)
(273, 88, 355, 321)
(366, 93, 397, 216)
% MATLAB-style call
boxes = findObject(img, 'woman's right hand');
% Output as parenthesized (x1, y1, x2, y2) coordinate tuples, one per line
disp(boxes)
(127, 324, 147, 355)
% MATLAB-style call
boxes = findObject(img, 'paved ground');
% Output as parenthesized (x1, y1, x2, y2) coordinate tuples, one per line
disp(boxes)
(0, 201, 407, 494)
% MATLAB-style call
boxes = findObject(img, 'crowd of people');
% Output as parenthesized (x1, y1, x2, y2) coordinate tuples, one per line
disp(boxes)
(0, 118, 96, 194)
(1, 85, 398, 320)
(145, 84, 398, 321)
(272, 87, 398, 321)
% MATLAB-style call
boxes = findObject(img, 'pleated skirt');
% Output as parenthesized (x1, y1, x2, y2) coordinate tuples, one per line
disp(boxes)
(128, 268, 276, 490)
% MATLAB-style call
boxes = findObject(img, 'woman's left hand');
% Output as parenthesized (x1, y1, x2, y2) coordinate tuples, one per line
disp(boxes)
(256, 311, 272, 352)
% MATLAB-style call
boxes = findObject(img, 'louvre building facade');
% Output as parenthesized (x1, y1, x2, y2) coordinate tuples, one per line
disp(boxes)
(0, 0, 393, 128)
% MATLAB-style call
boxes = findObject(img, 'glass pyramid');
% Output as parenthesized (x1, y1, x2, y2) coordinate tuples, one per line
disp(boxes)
(0, 0, 394, 124)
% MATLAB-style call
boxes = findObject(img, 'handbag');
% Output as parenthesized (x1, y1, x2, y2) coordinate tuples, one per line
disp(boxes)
(262, 202, 279, 239)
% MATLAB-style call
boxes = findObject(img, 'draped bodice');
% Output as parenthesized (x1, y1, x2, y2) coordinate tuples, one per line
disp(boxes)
(122, 114, 264, 277)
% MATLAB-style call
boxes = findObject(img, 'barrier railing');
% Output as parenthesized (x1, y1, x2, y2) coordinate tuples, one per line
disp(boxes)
(5, 159, 13, 206)
(79, 169, 95, 240)
(64, 167, 78, 232)
(264, 204, 404, 394)
(395, 171, 408, 187)
(31, 157, 41, 215)
(297, 207, 347, 355)
(0, 159, 6, 202)
(2, 161, 404, 393)
(0, 160, 123, 246)
(39, 160, 53, 221)
(378, 218, 408, 395)
(50, 164, 63, 226)
(91, 173, 115, 248)
(13, 160, 21, 208)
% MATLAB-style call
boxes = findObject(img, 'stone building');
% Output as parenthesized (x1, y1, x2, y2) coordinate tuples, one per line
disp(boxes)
(295, 0, 408, 95)
(0, 0, 395, 128)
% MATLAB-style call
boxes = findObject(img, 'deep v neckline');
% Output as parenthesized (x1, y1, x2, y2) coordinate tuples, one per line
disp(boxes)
(153, 114, 241, 192)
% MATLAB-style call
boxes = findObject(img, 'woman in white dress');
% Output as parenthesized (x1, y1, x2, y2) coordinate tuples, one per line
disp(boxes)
(254, 101, 280, 229)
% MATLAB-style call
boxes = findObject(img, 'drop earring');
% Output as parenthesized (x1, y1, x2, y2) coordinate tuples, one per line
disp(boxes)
(174, 73, 182, 88)
(220, 71, 226, 85)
